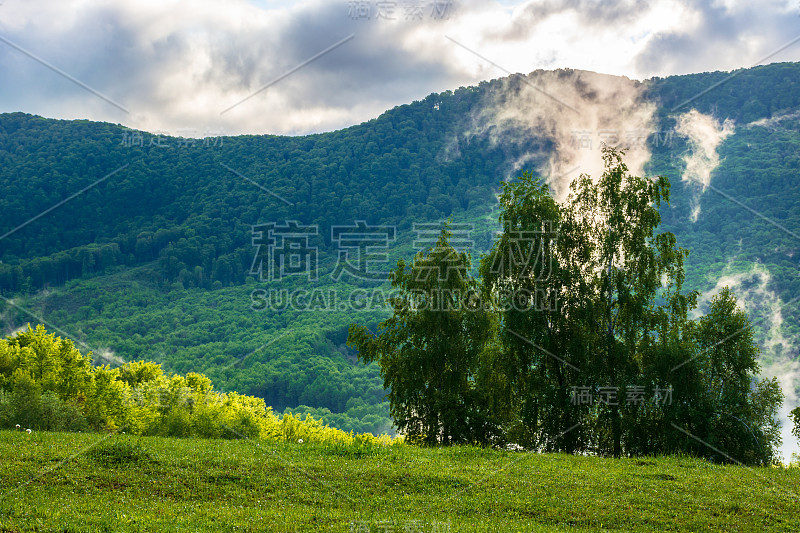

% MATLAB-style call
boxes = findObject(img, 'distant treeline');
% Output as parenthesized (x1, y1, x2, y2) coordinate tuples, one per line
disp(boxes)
(5, 63, 800, 296)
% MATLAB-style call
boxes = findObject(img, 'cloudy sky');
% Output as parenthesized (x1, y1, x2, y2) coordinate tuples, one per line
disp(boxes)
(0, 0, 798, 136)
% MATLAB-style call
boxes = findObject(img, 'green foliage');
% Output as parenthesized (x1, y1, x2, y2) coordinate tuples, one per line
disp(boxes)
(648, 76, 800, 340)
(687, 288, 784, 464)
(349, 224, 494, 445)
(557, 148, 692, 458)
(0, 87, 502, 295)
(647, 62, 800, 123)
(0, 325, 398, 447)
(479, 170, 575, 451)
(38, 391, 88, 432)
(355, 148, 784, 465)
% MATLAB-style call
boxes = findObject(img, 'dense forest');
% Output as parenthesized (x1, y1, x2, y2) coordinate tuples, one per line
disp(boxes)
(1, 62, 800, 436)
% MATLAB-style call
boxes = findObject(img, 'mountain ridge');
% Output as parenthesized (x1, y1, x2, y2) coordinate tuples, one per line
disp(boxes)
(1, 61, 800, 443)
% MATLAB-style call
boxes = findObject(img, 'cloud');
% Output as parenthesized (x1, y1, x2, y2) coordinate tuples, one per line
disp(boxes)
(487, 0, 660, 42)
(460, 68, 655, 199)
(634, 0, 800, 76)
(0, 0, 469, 135)
(674, 109, 734, 221)
(0, 0, 798, 135)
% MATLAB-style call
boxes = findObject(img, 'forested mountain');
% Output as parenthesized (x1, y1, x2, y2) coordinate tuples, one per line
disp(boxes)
(2, 61, 799, 436)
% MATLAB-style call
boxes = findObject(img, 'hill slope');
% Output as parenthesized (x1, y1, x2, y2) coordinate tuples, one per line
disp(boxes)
(1, 62, 800, 438)
(1, 430, 798, 532)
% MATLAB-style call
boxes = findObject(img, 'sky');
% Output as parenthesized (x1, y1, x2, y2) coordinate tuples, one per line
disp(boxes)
(1, 0, 799, 136)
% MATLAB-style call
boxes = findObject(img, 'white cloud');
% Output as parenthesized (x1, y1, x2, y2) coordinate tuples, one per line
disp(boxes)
(458, 68, 655, 200)
(0, 0, 798, 135)
(675, 109, 735, 221)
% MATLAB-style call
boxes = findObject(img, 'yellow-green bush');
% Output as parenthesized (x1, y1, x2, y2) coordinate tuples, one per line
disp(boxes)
(0, 325, 400, 446)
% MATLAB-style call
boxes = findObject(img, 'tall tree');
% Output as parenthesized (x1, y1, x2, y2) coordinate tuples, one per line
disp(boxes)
(479, 172, 584, 451)
(690, 288, 783, 465)
(348, 225, 492, 445)
(560, 147, 685, 457)
(478, 147, 781, 463)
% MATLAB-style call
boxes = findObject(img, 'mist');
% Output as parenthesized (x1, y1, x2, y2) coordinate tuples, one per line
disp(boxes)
(674, 109, 735, 222)
(464, 69, 656, 200)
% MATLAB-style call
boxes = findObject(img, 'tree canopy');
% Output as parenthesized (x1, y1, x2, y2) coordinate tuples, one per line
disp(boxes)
(350, 147, 785, 465)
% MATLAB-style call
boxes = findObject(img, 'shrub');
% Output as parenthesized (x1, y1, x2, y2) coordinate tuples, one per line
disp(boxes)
(39, 391, 88, 431)
(10, 371, 42, 429)
(0, 389, 11, 428)
(0, 326, 398, 446)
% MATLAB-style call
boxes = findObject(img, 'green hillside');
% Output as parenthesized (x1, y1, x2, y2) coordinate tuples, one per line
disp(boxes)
(1, 430, 798, 532)
(2, 62, 800, 436)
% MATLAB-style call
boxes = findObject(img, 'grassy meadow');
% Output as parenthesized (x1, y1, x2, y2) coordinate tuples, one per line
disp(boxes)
(0, 430, 798, 532)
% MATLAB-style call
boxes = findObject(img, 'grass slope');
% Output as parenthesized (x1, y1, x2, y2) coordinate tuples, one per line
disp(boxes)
(0, 430, 798, 532)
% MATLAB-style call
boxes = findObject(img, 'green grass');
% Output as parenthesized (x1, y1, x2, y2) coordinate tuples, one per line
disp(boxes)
(0, 430, 798, 532)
